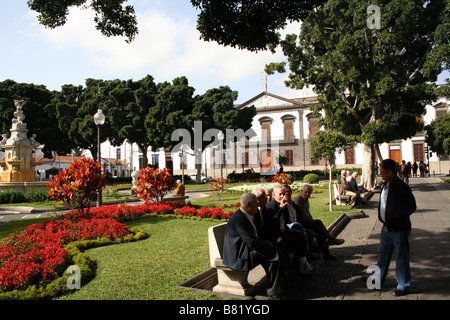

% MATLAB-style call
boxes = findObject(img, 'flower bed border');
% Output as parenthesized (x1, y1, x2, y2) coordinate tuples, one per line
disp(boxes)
(0, 201, 231, 300)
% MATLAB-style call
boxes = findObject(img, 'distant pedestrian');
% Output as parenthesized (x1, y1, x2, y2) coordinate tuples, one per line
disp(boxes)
(419, 161, 426, 177)
(376, 159, 416, 297)
(412, 162, 418, 177)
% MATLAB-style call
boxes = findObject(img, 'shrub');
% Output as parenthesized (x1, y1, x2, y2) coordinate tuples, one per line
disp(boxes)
(135, 167, 174, 203)
(0, 190, 27, 204)
(271, 173, 292, 184)
(47, 158, 106, 217)
(24, 189, 52, 203)
(303, 173, 320, 184)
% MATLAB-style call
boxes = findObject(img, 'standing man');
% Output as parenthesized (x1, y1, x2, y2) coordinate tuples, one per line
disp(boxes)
(376, 159, 416, 296)
(223, 193, 290, 299)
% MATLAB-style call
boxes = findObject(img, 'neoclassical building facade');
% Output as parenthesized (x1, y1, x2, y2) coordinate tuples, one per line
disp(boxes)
(94, 91, 449, 178)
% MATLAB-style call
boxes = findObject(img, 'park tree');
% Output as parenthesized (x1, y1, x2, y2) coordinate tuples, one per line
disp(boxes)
(185, 86, 256, 182)
(45, 84, 84, 157)
(145, 76, 195, 169)
(309, 130, 355, 211)
(266, 0, 448, 189)
(27, 0, 138, 43)
(0, 79, 70, 158)
(191, 0, 326, 51)
(68, 78, 126, 159)
(27, 0, 325, 50)
(115, 75, 159, 167)
(426, 113, 450, 156)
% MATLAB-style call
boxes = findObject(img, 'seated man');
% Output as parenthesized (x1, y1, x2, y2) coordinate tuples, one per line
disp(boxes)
(340, 170, 358, 207)
(174, 179, 185, 196)
(292, 184, 345, 260)
(346, 171, 367, 206)
(223, 193, 290, 299)
(265, 185, 313, 275)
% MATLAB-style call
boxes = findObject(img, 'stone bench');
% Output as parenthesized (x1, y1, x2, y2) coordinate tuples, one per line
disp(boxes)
(333, 183, 350, 205)
(208, 223, 262, 296)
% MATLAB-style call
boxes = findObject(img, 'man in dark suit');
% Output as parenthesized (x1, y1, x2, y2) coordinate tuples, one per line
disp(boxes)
(265, 185, 312, 274)
(376, 159, 416, 297)
(223, 192, 290, 299)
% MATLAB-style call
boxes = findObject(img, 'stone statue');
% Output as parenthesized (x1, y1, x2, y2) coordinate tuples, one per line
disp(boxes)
(0, 134, 7, 145)
(130, 170, 140, 196)
(30, 134, 40, 147)
(12, 100, 26, 124)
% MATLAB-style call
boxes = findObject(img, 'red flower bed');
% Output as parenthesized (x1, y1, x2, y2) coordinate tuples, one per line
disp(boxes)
(0, 217, 129, 292)
(0, 200, 233, 294)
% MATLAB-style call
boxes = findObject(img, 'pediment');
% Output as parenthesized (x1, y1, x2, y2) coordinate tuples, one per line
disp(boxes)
(236, 92, 305, 112)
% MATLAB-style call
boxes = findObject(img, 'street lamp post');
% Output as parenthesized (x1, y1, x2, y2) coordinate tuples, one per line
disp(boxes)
(217, 131, 224, 192)
(178, 145, 185, 185)
(94, 109, 105, 207)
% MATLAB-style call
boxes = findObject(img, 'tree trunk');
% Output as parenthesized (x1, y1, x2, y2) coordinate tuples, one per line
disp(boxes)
(361, 144, 377, 190)
(328, 162, 333, 212)
(138, 144, 149, 168)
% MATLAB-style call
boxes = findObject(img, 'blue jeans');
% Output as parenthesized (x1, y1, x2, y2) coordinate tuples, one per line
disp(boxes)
(377, 226, 411, 290)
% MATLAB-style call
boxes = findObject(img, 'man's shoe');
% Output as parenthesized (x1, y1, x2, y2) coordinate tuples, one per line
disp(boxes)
(392, 288, 410, 297)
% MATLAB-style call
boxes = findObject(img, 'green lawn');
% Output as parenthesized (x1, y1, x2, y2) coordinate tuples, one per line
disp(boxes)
(58, 217, 223, 300)
(0, 185, 355, 300)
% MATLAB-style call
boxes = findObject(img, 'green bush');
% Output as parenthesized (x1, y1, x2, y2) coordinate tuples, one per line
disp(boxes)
(0, 190, 27, 204)
(24, 189, 51, 203)
(303, 173, 320, 184)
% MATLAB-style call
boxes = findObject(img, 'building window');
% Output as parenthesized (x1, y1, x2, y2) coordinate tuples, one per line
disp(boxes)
(259, 117, 273, 141)
(244, 152, 249, 167)
(345, 147, 355, 164)
(281, 115, 296, 140)
(308, 118, 320, 138)
(261, 122, 271, 141)
(414, 144, 424, 162)
(436, 109, 447, 117)
(286, 150, 293, 165)
(116, 148, 121, 160)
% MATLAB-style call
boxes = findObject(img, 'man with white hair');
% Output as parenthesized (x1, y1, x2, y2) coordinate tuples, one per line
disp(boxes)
(174, 179, 185, 196)
(223, 193, 290, 299)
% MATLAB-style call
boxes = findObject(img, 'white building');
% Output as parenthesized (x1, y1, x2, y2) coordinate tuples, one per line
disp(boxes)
(33, 91, 447, 178)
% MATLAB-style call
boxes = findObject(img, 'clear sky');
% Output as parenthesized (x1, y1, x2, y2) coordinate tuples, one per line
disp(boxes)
(1, 0, 448, 105)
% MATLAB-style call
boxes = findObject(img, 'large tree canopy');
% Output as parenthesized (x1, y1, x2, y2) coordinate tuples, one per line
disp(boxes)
(191, 0, 326, 51)
(267, 0, 448, 188)
(27, 0, 326, 50)
(27, 0, 138, 43)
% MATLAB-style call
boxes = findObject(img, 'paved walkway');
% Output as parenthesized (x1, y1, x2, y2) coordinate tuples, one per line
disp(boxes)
(282, 176, 450, 300)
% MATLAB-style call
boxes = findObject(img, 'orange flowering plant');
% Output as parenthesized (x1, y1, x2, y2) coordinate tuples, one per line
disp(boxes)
(271, 173, 292, 185)
(135, 167, 175, 203)
(47, 158, 106, 217)
(210, 177, 227, 200)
